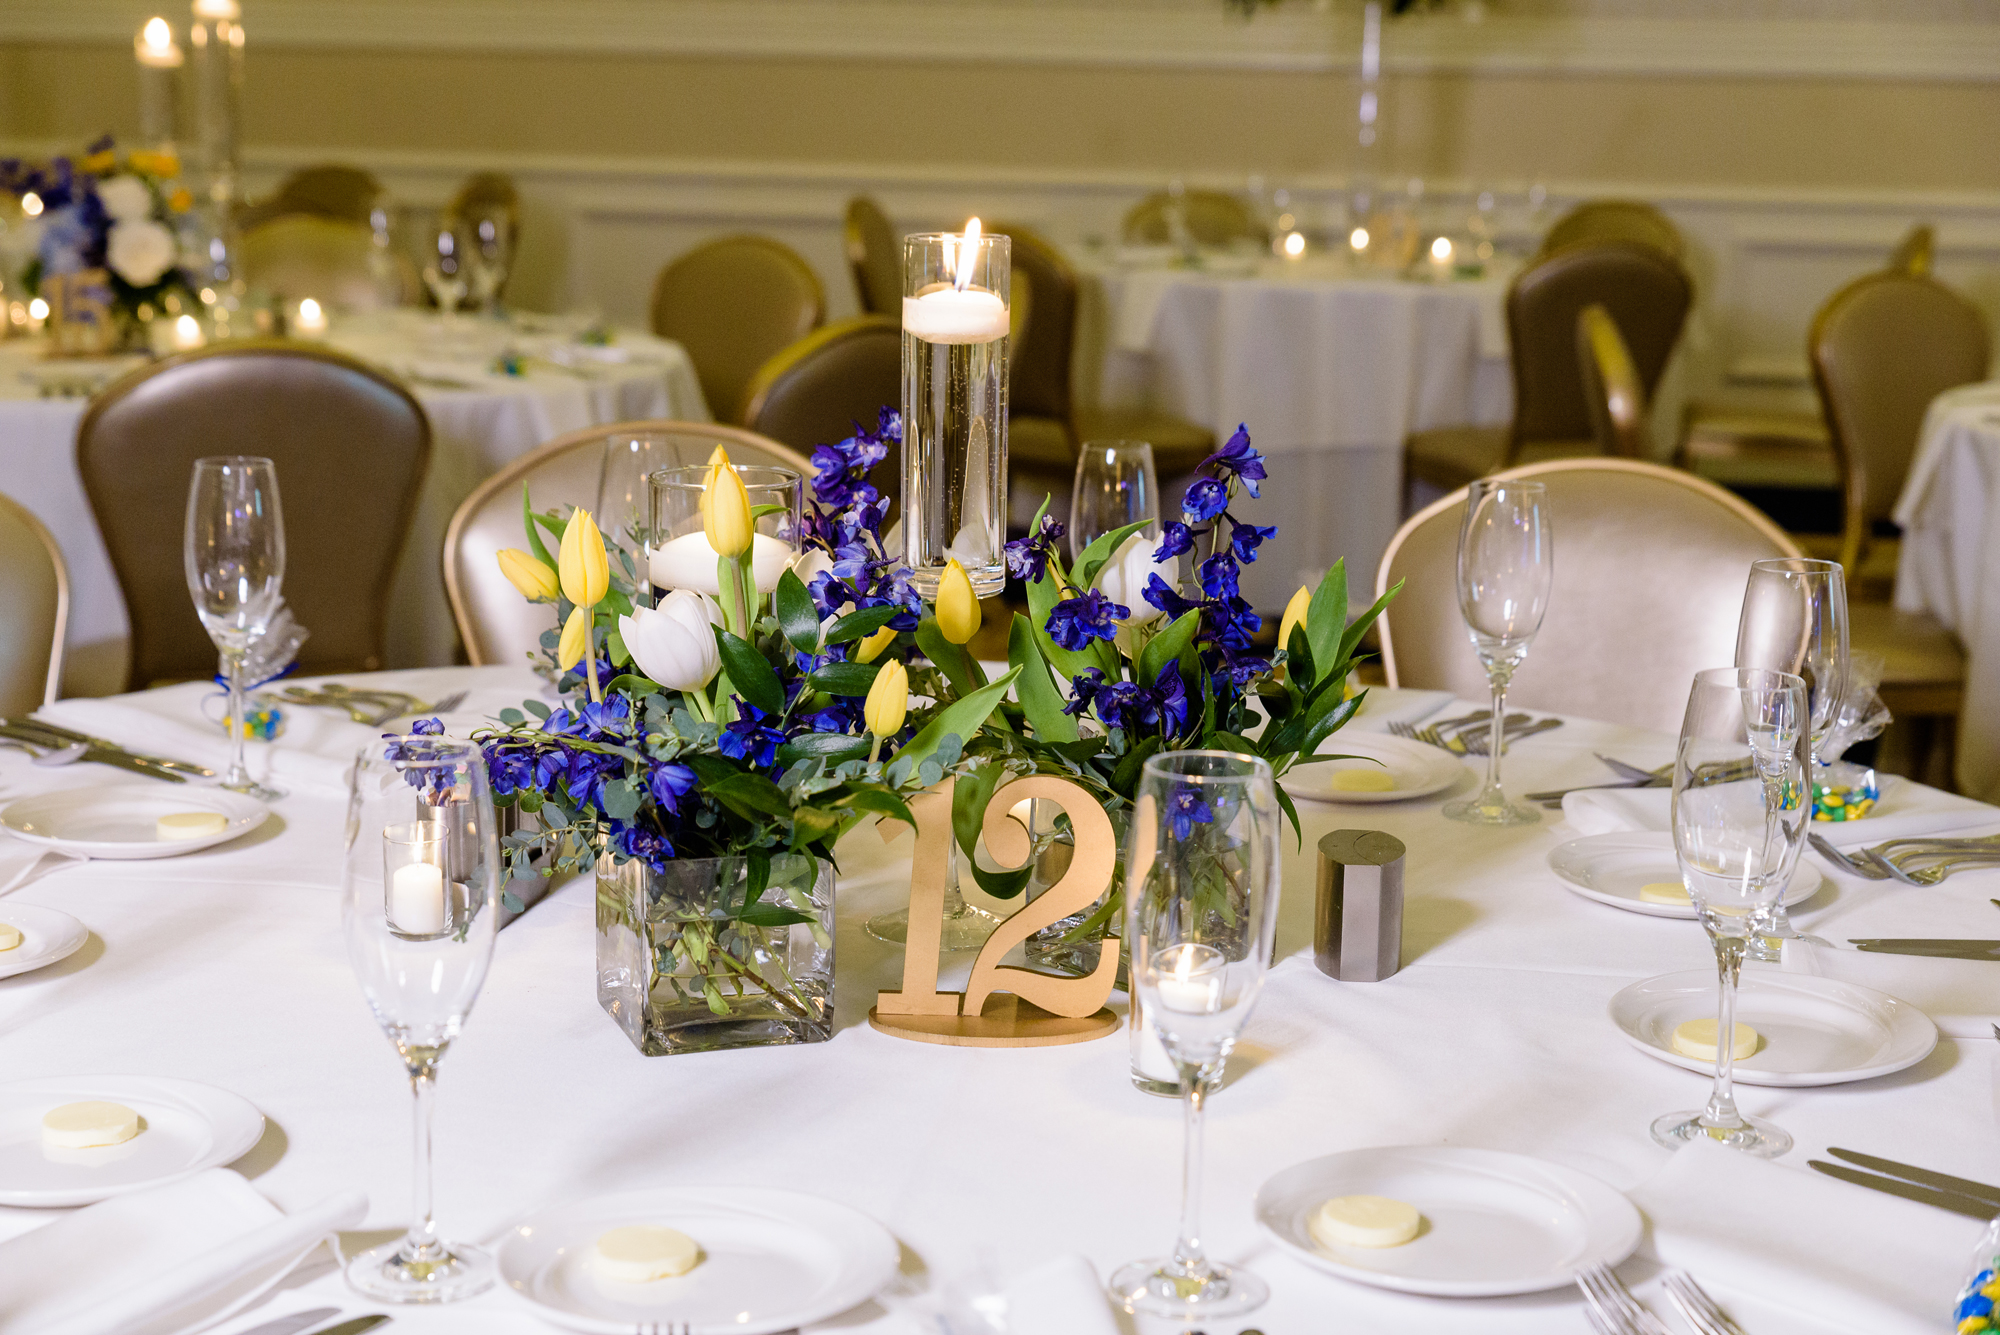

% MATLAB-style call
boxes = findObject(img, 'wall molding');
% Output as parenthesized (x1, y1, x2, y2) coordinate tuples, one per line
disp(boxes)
(3, 0, 1999, 83)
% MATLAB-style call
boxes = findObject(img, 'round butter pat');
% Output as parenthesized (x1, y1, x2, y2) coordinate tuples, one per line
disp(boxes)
(42, 1101, 141, 1150)
(1638, 880, 1691, 905)
(594, 1225, 700, 1282)
(0, 922, 20, 951)
(1671, 1018, 1760, 1062)
(1331, 769, 1396, 793)
(157, 811, 228, 841)
(1308, 1195, 1422, 1249)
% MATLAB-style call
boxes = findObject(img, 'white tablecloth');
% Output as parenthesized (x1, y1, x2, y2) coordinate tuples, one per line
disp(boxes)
(0, 316, 707, 683)
(1076, 254, 1513, 612)
(1, 671, 1993, 1333)
(1892, 379, 2000, 801)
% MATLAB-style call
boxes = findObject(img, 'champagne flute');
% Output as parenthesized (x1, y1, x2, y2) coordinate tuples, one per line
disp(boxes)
(1652, 667, 1808, 1158)
(1111, 751, 1281, 1321)
(1734, 556, 1848, 958)
(342, 735, 502, 1302)
(422, 227, 468, 319)
(596, 431, 685, 557)
(1069, 440, 1160, 560)
(1442, 478, 1552, 826)
(464, 209, 511, 314)
(184, 457, 285, 799)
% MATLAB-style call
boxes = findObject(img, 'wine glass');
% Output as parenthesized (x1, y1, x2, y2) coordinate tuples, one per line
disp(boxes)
(596, 431, 685, 558)
(1653, 667, 1809, 1158)
(1069, 440, 1160, 561)
(421, 227, 468, 319)
(1734, 556, 1848, 958)
(1111, 751, 1281, 1321)
(1442, 478, 1552, 826)
(463, 209, 511, 315)
(184, 457, 285, 799)
(342, 735, 503, 1303)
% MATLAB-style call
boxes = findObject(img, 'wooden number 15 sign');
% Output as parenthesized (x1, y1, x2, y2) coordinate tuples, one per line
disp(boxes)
(868, 776, 1123, 1047)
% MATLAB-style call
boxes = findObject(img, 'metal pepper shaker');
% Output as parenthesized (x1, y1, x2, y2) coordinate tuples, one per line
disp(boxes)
(1314, 829, 1405, 982)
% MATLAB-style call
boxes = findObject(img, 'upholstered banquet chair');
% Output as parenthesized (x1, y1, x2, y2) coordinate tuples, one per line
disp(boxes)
(1376, 459, 1799, 734)
(0, 493, 67, 714)
(232, 163, 384, 232)
(1540, 199, 1684, 262)
(844, 196, 901, 317)
(1577, 304, 1652, 459)
(740, 316, 901, 515)
(1888, 223, 1935, 278)
(237, 214, 383, 311)
(446, 171, 521, 305)
(76, 342, 430, 689)
(650, 236, 825, 424)
(1122, 190, 1264, 248)
(1404, 241, 1693, 504)
(445, 422, 810, 667)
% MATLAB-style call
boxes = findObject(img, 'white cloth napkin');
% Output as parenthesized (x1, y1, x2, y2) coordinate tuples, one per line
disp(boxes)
(0, 1169, 366, 1335)
(1562, 779, 1997, 847)
(997, 1254, 1121, 1335)
(1783, 931, 2000, 1039)
(1631, 1137, 1982, 1334)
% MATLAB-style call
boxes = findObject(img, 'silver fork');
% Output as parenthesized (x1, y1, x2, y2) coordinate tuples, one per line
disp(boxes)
(1463, 716, 1564, 755)
(1868, 849, 2000, 887)
(1576, 1264, 1673, 1335)
(1810, 832, 1886, 879)
(1664, 1271, 1746, 1335)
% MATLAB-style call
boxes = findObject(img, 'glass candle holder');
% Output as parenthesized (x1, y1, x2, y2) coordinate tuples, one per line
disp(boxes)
(646, 462, 803, 599)
(383, 821, 450, 941)
(902, 227, 1009, 599)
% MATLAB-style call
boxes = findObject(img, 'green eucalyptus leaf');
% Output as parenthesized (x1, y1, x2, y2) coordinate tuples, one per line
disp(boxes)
(599, 779, 641, 822)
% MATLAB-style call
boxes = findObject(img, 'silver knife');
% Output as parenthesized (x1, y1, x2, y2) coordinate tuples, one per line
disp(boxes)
(1828, 1147, 2000, 1209)
(4, 718, 217, 778)
(310, 1317, 391, 1335)
(232, 1309, 343, 1335)
(1850, 938, 2000, 960)
(1808, 1160, 1998, 1219)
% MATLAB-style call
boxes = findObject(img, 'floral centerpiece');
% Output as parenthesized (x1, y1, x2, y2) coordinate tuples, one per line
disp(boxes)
(2, 136, 196, 347)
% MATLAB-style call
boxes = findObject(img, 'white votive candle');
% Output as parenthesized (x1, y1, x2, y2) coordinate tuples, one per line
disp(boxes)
(390, 861, 446, 936)
(1133, 942, 1225, 1084)
(647, 530, 798, 597)
(902, 287, 1008, 344)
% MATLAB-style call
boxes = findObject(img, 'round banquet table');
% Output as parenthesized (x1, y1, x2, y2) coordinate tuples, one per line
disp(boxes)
(0, 666, 1993, 1332)
(1894, 379, 2000, 805)
(1074, 250, 1514, 614)
(0, 314, 707, 683)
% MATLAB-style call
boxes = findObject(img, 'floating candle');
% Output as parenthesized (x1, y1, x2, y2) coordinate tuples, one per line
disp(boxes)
(903, 286, 1008, 344)
(647, 531, 797, 598)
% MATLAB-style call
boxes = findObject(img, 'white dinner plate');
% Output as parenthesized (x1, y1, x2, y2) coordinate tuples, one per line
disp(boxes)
(0, 1075, 266, 1207)
(1284, 733, 1465, 804)
(1254, 1145, 1642, 1297)
(0, 904, 89, 980)
(1547, 832, 1823, 920)
(0, 785, 268, 860)
(497, 1185, 900, 1334)
(1608, 968, 1938, 1087)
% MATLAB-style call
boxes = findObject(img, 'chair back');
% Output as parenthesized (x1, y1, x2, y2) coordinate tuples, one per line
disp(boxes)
(1576, 304, 1652, 459)
(650, 236, 825, 423)
(237, 214, 383, 310)
(0, 493, 66, 712)
(1122, 190, 1264, 247)
(996, 223, 1079, 425)
(77, 342, 431, 688)
(234, 163, 384, 232)
(1541, 199, 1684, 262)
(740, 316, 902, 514)
(1810, 270, 1991, 570)
(1376, 458, 1799, 734)
(1888, 223, 1934, 278)
(844, 196, 901, 316)
(1506, 240, 1692, 454)
(445, 422, 809, 667)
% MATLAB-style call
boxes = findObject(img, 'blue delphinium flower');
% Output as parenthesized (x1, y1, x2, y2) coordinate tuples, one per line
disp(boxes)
(613, 820, 674, 873)
(1004, 512, 1066, 583)
(1152, 522, 1194, 562)
(1152, 663, 1190, 734)
(646, 762, 697, 814)
(717, 703, 786, 768)
(1229, 521, 1278, 564)
(1182, 476, 1229, 523)
(1165, 785, 1215, 841)
(1045, 588, 1128, 650)
(1061, 667, 1105, 718)
(1203, 424, 1267, 498)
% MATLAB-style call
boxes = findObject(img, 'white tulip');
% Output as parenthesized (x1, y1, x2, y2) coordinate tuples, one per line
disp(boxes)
(790, 547, 834, 590)
(619, 590, 723, 692)
(96, 175, 154, 223)
(1096, 533, 1177, 627)
(106, 219, 176, 286)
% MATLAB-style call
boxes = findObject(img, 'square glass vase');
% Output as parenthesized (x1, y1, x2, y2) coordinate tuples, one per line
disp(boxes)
(596, 852, 835, 1055)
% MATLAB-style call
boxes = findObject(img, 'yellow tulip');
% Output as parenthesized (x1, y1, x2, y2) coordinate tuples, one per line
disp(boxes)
(80, 150, 115, 175)
(558, 508, 609, 608)
(497, 548, 559, 602)
(1276, 584, 1311, 683)
(864, 660, 909, 739)
(701, 455, 754, 560)
(935, 559, 981, 645)
(707, 443, 732, 466)
(854, 624, 898, 664)
(557, 605, 592, 671)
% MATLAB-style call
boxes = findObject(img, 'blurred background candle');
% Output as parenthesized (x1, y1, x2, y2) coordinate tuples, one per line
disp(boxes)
(134, 17, 182, 152)
(292, 297, 327, 338)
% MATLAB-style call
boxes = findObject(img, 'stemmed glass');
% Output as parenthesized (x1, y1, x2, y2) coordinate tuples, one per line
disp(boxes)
(1111, 751, 1282, 1320)
(421, 227, 468, 319)
(1734, 556, 1848, 958)
(596, 431, 682, 553)
(1652, 667, 1809, 1159)
(342, 735, 503, 1303)
(1442, 479, 1552, 826)
(463, 209, 511, 314)
(184, 457, 285, 799)
(1069, 440, 1160, 559)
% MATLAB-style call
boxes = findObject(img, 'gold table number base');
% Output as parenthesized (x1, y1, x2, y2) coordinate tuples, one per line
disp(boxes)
(867, 996, 1119, 1048)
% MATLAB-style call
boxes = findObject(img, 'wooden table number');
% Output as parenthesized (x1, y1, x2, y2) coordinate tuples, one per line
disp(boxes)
(868, 776, 1122, 1047)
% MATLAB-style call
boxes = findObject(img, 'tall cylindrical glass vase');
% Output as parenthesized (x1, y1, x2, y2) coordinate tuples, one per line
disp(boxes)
(901, 226, 1009, 599)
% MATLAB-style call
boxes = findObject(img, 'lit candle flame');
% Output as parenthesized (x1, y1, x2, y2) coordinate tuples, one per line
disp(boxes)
(1431, 236, 1454, 262)
(21, 191, 43, 218)
(1349, 226, 1370, 252)
(298, 297, 321, 322)
(142, 16, 173, 53)
(1283, 230, 1306, 258)
(952, 216, 982, 293)
(28, 298, 49, 321)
